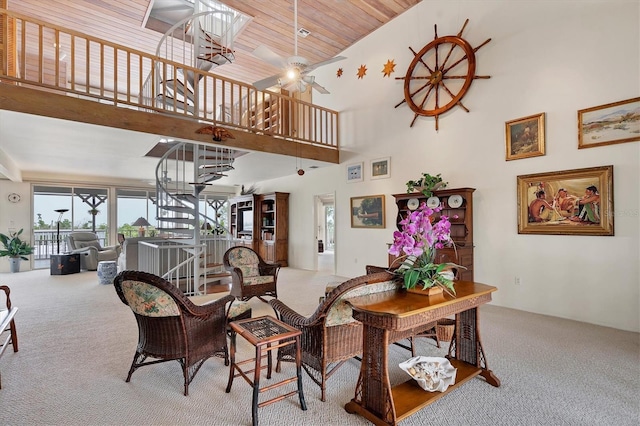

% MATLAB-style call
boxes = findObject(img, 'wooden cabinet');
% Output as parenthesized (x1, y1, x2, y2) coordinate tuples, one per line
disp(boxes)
(391, 187, 475, 281)
(257, 192, 289, 266)
(229, 192, 289, 266)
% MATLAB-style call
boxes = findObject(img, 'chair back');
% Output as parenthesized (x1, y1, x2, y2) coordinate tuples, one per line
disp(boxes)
(114, 271, 189, 317)
(118, 280, 180, 317)
(324, 273, 399, 326)
(225, 246, 260, 278)
(67, 232, 103, 251)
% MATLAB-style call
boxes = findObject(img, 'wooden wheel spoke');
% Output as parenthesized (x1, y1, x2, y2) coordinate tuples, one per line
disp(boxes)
(442, 38, 491, 75)
(418, 85, 435, 111)
(438, 42, 458, 75)
(409, 81, 433, 100)
(457, 19, 469, 37)
(394, 98, 407, 108)
(442, 75, 470, 80)
(441, 82, 470, 112)
(409, 47, 435, 75)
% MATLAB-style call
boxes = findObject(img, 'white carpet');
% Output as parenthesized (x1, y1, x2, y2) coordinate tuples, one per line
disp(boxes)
(0, 267, 638, 425)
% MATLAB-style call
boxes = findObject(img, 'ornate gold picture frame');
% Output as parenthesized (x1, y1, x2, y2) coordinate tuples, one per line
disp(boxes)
(578, 97, 640, 149)
(517, 165, 613, 236)
(505, 113, 545, 161)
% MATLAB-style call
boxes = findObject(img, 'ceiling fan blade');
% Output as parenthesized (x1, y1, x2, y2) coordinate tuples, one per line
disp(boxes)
(305, 55, 346, 72)
(253, 74, 282, 91)
(310, 81, 330, 94)
(251, 45, 288, 69)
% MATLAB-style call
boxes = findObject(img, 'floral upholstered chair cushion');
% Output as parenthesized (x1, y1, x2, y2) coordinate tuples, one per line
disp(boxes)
(121, 280, 180, 317)
(226, 247, 275, 286)
(325, 280, 399, 326)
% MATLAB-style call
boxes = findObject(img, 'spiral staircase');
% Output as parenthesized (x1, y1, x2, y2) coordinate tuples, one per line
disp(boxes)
(143, 141, 236, 295)
(139, 1, 246, 294)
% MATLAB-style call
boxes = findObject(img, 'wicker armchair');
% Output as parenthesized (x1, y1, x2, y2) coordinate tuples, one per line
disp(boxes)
(114, 270, 235, 396)
(270, 271, 436, 402)
(223, 246, 280, 302)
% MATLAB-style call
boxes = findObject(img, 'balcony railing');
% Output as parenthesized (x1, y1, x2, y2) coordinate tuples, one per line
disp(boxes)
(0, 8, 339, 149)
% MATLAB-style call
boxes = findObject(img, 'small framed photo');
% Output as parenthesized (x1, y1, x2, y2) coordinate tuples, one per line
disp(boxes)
(346, 162, 364, 183)
(370, 157, 390, 180)
(350, 195, 385, 228)
(505, 113, 545, 161)
(517, 165, 613, 236)
(578, 97, 640, 149)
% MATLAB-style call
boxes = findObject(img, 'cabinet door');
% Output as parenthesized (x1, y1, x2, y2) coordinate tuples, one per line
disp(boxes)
(262, 242, 275, 263)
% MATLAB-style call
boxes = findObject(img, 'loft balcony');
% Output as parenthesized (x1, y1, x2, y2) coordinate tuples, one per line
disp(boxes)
(0, 8, 340, 171)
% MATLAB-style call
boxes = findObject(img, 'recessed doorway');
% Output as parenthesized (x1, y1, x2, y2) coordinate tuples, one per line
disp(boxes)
(314, 193, 335, 273)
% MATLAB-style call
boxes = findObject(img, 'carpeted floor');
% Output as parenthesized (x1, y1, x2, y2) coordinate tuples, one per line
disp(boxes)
(0, 268, 638, 425)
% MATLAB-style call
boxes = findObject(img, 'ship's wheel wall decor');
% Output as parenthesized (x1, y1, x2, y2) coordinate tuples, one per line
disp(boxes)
(395, 19, 491, 129)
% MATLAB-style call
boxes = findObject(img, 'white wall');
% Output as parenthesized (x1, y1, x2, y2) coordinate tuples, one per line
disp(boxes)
(0, 181, 33, 272)
(261, 0, 640, 332)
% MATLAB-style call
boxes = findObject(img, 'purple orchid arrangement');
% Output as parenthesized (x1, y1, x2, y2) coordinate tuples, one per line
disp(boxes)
(388, 202, 460, 294)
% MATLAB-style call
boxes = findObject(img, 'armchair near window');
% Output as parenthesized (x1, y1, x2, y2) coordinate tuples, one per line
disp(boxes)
(223, 246, 280, 302)
(67, 232, 120, 271)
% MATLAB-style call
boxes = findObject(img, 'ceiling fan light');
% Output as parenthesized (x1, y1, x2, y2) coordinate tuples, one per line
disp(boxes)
(286, 67, 299, 80)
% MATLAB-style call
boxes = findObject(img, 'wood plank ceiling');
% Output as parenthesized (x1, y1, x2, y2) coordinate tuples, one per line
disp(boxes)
(8, 0, 421, 92)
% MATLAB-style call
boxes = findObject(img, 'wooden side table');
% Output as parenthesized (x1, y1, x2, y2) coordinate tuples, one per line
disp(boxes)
(344, 281, 500, 425)
(226, 315, 307, 426)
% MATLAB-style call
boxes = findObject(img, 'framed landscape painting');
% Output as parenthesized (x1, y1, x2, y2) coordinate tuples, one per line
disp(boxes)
(505, 113, 545, 161)
(351, 195, 385, 228)
(578, 97, 640, 149)
(517, 165, 613, 236)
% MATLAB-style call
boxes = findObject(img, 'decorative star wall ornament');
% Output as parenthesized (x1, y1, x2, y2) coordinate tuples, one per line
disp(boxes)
(336, 68, 343, 77)
(395, 19, 491, 129)
(357, 64, 367, 79)
(382, 59, 396, 77)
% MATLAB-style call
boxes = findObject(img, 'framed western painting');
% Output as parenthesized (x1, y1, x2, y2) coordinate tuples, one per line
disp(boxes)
(517, 165, 613, 236)
(346, 162, 364, 183)
(351, 195, 385, 228)
(505, 112, 545, 161)
(578, 97, 640, 149)
(370, 157, 390, 180)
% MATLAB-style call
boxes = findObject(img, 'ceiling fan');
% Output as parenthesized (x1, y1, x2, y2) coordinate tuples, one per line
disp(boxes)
(251, 0, 346, 94)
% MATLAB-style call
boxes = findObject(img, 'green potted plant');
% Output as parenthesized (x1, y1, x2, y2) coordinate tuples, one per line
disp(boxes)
(0, 228, 35, 273)
(406, 173, 447, 197)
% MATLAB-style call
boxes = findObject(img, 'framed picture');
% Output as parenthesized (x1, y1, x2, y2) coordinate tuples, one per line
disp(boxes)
(505, 113, 545, 161)
(351, 195, 385, 228)
(517, 165, 613, 236)
(346, 162, 364, 183)
(370, 157, 390, 180)
(578, 97, 640, 149)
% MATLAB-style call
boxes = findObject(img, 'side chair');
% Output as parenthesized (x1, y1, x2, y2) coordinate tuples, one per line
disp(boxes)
(270, 271, 437, 402)
(223, 246, 280, 302)
(114, 270, 235, 396)
(0, 285, 19, 389)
